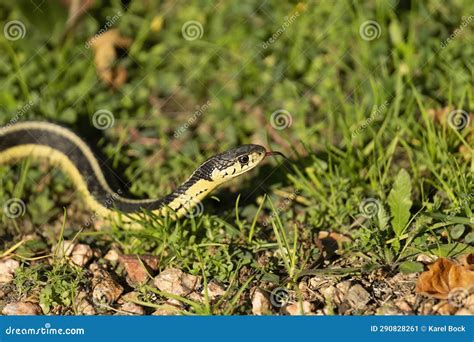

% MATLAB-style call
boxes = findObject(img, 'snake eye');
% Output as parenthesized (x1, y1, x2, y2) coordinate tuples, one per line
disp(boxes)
(238, 155, 249, 164)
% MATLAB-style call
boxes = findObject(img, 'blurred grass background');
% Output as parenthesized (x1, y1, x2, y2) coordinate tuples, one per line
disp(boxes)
(0, 0, 472, 314)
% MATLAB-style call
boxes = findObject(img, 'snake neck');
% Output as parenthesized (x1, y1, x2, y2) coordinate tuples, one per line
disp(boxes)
(0, 122, 218, 220)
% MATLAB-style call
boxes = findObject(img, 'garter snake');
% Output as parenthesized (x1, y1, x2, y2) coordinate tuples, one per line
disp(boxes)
(0, 121, 283, 221)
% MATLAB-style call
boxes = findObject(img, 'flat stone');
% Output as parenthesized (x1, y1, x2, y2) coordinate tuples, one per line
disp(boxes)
(202, 280, 226, 300)
(2, 302, 42, 315)
(119, 256, 148, 284)
(152, 303, 181, 316)
(104, 249, 120, 262)
(251, 288, 271, 315)
(0, 259, 20, 284)
(346, 284, 371, 310)
(70, 244, 93, 267)
(91, 268, 124, 306)
(282, 301, 314, 315)
(153, 268, 200, 297)
(119, 302, 145, 315)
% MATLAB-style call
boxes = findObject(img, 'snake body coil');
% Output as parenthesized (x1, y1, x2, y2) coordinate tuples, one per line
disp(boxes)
(0, 121, 269, 220)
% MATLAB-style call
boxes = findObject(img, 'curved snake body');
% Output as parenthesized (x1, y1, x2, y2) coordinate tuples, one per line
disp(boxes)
(0, 122, 272, 220)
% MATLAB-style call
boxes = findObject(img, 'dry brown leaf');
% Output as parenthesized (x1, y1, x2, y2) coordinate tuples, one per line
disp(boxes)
(317, 231, 351, 258)
(416, 254, 474, 300)
(318, 231, 352, 243)
(427, 107, 451, 124)
(88, 29, 132, 89)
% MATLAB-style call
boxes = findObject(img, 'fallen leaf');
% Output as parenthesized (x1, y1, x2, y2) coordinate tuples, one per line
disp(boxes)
(88, 29, 132, 89)
(427, 107, 451, 124)
(317, 231, 351, 243)
(416, 254, 474, 300)
(317, 231, 351, 258)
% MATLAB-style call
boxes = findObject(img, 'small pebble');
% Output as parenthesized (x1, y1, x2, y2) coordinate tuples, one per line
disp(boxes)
(251, 288, 271, 315)
(104, 249, 120, 262)
(282, 301, 314, 315)
(201, 280, 226, 300)
(2, 302, 42, 315)
(55, 240, 75, 257)
(0, 259, 20, 284)
(119, 255, 159, 284)
(92, 268, 124, 306)
(120, 302, 145, 315)
(153, 268, 200, 297)
(346, 284, 371, 310)
(70, 244, 93, 267)
(152, 303, 181, 316)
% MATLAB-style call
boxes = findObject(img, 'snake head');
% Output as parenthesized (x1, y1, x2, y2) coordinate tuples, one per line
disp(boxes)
(207, 144, 286, 183)
(210, 144, 267, 181)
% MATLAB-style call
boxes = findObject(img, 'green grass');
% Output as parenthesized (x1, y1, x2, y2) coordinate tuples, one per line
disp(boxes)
(0, 0, 472, 315)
